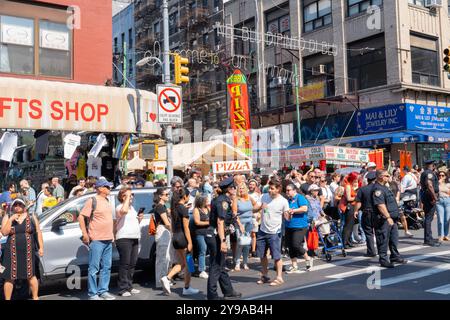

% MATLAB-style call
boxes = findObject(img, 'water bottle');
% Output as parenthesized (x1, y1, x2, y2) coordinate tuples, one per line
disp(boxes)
(186, 253, 195, 274)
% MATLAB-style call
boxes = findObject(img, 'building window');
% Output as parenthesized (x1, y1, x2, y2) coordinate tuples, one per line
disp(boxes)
(411, 34, 439, 87)
(121, 32, 125, 48)
(114, 37, 118, 53)
(128, 28, 133, 48)
(408, 0, 424, 5)
(202, 0, 208, 8)
(0, 15, 72, 78)
(348, 0, 382, 17)
(169, 12, 178, 35)
(128, 58, 133, 77)
(303, 53, 335, 97)
(0, 15, 34, 75)
(266, 63, 292, 110)
(203, 33, 209, 46)
(154, 22, 160, 36)
(347, 35, 386, 91)
(303, 0, 332, 33)
(39, 20, 71, 78)
(214, 0, 220, 8)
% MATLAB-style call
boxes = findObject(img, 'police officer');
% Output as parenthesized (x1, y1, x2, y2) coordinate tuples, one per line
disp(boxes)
(420, 160, 441, 247)
(372, 170, 406, 268)
(206, 177, 242, 300)
(354, 171, 377, 257)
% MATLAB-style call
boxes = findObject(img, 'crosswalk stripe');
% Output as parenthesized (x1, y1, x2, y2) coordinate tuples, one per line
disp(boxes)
(379, 264, 450, 286)
(327, 250, 450, 279)
(425, 284, 450, 295)
(293, 245, 426, 275)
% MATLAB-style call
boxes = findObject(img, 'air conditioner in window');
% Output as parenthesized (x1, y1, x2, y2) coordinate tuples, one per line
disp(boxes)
(425, 0, 442, 8)
(213, 6, 219, 13)
(215, 44, 221, 51)
(312, 64, 326, 76)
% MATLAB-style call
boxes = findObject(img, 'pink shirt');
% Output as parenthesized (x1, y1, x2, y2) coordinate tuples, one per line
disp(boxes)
(80, 195, 114, 241)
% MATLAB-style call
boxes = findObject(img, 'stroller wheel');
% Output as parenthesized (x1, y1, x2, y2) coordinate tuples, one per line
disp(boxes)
(342, 250, 347, 257)
(325, 253, 332, 262)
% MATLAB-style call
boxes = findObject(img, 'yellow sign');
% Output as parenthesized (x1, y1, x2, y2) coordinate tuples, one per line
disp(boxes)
(298, 82, 325, 103)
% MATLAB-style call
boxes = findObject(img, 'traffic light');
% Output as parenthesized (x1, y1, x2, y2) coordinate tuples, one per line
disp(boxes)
(174, 53, 189, 85)
(444, 47, 450, 72)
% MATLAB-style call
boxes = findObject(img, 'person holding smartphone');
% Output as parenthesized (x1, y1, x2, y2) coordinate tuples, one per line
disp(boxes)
(114, 187, 144, 297)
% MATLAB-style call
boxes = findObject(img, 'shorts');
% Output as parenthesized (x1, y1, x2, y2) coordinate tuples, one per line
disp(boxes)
(172, 232, 188, 250)
(256, 230, 282, 261)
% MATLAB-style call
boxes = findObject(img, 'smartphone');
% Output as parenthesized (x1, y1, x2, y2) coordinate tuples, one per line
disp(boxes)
(138, 207, 145, 214)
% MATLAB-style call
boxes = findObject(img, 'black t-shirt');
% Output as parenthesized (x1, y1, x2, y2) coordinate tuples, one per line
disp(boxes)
(194, 207, 211, 236)
(154, 203, 167, 226)
(172, 204, 189, 234)
(300, 183, 323, 196)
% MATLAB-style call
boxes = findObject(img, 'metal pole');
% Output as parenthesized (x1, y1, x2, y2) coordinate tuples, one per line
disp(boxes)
(123, 41, 127, 87)
(163, 0, 173, 183)
(294, 64, 302, 147)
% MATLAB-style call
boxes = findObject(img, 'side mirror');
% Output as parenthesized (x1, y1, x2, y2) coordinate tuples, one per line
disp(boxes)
(52, 218, 68, 229)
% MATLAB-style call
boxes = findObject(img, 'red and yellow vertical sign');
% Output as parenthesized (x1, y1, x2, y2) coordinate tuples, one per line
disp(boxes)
(227, 69, 252, 156)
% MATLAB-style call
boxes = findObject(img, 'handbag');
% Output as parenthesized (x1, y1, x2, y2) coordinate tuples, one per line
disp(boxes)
(148, 214, 157, 235)
(238, 232, 252, 246)
(307, 226, 319, 251)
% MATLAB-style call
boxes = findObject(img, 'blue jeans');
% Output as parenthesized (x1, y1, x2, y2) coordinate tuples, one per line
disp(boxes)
(88, 240, 113, 297)
(195, 234, 207, 272)
(235, 221, 253, 265)
(436, 197, 450, 237)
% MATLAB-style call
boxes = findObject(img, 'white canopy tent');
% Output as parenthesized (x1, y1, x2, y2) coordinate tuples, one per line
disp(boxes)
(156, 140, 251, 171)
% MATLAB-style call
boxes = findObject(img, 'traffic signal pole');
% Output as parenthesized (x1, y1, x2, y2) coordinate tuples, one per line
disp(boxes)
(163, 0, 173, 184)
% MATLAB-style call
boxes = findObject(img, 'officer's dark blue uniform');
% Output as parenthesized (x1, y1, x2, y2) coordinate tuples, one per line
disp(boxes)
(420, 160, 440, 246)
(372, 180, 405, 267)
(355, 171, 377, 257)
(207, 177, 240, 300)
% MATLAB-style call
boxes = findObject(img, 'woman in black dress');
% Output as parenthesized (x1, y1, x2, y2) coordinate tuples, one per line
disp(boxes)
(1, 198, 44, 300)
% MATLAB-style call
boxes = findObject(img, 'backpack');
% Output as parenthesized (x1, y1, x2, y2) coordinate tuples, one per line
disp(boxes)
(84, 197, 97, 231)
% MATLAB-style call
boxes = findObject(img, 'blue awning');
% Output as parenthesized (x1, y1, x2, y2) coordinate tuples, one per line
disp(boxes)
(330, 130, 450, 148)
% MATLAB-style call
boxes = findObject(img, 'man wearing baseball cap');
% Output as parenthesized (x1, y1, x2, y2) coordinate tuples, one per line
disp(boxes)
(78, 179, 116, 300)
(420, 160, 441, 246)
(362, 162, 377, 186)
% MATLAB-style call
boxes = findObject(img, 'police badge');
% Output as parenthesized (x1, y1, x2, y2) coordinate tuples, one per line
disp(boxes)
(428, 173, 434, 179)
(222, 201, 229, 210)
(374, 190, 382, 197)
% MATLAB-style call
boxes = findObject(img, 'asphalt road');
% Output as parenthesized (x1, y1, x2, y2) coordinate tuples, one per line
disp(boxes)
(38, 226, 450, 301)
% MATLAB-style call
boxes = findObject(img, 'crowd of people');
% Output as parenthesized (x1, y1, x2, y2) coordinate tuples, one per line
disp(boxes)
(0, 159, 449, 300)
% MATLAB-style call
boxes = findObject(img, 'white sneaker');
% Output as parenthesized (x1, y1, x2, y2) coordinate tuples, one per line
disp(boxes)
(286, 266, 301, 274)
(306, 258, 313, 270)
(89, 295, 103, 300)
(160, 276, 171, 295)
(120, 291, 132, 297)
(199, 271, 209, 279)
(182, 287, 200, 295)
(99, 292, 116, 300)
(130, 289, 141, 294)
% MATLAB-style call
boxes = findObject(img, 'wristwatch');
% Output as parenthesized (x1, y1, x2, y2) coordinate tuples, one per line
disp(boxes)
(221, 238, 226, 243)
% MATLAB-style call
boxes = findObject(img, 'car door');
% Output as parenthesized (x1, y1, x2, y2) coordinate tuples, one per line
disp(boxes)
(41, 196, 91, 277)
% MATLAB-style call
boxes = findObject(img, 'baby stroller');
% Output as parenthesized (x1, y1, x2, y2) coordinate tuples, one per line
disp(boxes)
(315, 215, 346, 262)
(399, 194, 424, 230)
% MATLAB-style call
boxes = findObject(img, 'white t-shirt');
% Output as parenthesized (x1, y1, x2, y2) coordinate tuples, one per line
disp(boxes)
(63, 134, 81, 159)
(260, 193, 289, 234)
(35, 192, 47, 217)
(249, 191, 261, 205)
(87, 156, 102, 178)
(115, 204, 141, 240)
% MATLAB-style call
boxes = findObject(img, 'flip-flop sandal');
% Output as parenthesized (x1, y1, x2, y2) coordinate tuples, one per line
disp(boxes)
(269, 278, 284, 286)
(257, 275, 271, 285)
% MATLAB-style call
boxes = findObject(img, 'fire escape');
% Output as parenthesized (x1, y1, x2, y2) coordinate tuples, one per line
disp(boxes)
(134, 0, 161, 90)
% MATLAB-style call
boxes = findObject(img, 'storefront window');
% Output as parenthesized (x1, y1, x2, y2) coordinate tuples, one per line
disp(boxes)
(417, 144, 447, 167)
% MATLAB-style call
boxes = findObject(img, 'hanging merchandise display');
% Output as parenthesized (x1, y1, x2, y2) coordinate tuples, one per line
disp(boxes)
(63, 133, 81, 159)
(87, 155, 102, 178)
(66, 147, 81, 177)
(34, 130, 50, 155)
(88, 133, 107, 158)
(114, 135, 124, 159)
(76, 155, 86, 180)
(0, 131, 18, 162)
